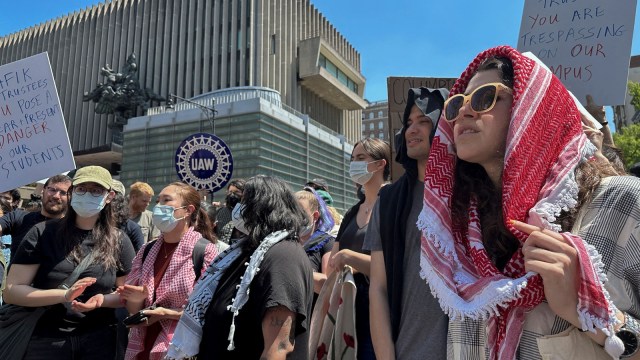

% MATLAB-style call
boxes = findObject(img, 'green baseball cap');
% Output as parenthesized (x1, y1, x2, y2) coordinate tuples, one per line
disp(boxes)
(316, 189, 333, 206)
(72, 166, 112, 190)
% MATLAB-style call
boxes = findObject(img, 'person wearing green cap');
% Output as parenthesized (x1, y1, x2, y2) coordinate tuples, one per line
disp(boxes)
(4, 165, 136, 360)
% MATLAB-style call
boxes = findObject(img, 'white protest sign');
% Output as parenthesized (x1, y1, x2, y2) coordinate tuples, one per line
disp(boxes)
(0, 52, 75, 192)
(518, 0, 637, 105)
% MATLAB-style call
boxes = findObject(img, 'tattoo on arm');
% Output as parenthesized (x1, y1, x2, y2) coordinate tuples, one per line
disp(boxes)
(263, 306, 296, 355)
(270, 316, 286, 327)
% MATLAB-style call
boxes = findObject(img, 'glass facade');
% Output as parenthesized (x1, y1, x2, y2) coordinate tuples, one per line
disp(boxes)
(122, 96, 358, 212)
(318, 54, 359, 94)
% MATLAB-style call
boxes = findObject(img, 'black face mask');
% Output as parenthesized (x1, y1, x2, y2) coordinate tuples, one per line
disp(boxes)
(226, 193, 241, 209)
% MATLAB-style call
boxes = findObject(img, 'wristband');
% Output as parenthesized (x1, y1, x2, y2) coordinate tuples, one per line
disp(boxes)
(63, 288, 71, 302)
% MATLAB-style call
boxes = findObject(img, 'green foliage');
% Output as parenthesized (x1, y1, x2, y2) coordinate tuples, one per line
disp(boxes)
(613, 122, 640, 169)
(628, 81, 640, 112)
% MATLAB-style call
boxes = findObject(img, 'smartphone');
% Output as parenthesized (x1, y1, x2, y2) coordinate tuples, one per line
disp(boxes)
(122, 304, 156, 326)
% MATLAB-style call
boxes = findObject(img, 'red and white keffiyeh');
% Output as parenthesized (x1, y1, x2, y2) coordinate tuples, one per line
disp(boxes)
(418, 46, 622, 360)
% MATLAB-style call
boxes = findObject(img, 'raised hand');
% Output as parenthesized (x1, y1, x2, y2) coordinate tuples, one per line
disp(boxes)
(70, 293, 104, 312)
(116, 284, 149, 303)
(585, 94, 606, 125)
(511, 220, 580, 326)
(63, 277, 97, 302)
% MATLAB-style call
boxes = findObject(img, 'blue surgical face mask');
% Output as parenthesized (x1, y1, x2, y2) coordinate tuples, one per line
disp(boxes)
(152, 204, 186, 233)
(71, 192, 107, 218)
(231, 203, 249, 235)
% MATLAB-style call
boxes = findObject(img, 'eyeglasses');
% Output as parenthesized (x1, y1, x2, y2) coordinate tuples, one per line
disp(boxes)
(45, 186, 69, 197)
(73, 185, 107, 197)
(443, 82, 513, 122)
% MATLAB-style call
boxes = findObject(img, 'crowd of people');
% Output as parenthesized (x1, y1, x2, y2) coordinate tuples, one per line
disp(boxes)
(0, 44, 639, 360)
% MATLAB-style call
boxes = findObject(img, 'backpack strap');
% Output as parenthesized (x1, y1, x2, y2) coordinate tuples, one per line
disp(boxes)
(141, 240, 157, 264)
(141, 238, 208, 281)
(192, 238, 210, 281)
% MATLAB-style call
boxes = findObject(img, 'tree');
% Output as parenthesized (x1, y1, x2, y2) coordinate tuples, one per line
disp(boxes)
(627, 81, 640, 112)
(613, 122, 640, 169)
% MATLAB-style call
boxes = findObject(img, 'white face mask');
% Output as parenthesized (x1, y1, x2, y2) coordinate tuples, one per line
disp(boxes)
(349, 160, 377, 185)
(299, 216, 314, 241)
(231, 203, 249, 235)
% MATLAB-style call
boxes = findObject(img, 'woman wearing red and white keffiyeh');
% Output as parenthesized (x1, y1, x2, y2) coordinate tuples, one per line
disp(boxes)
(418, 45, 640, 360)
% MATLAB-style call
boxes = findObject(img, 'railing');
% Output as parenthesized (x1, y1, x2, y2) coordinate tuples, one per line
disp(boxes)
(145, 87, 344, 140)
(367, 100, 387, 107)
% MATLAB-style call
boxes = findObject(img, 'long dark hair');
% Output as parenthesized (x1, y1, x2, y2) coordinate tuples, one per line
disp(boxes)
(452, 56, 617, 270)
(240, 175, 307, 249)
(451, 56, 518, 270)
(111, 192, 130, 227)
(168, 182, 217, 243)
(61, 192, 122, 271)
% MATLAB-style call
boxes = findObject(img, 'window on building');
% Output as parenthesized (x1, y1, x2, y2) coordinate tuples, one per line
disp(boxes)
(369, 133, 375, 138)
(361, 124, 365, 132)
(270, 34, 276, 54)
(318, 53, 359, 94)
(378, 121, 383, 129)
(368, 112, 374, 120)
(378, 132, 384, 139)
(369, 123, 374, 130)
(378, 110, 383, 118)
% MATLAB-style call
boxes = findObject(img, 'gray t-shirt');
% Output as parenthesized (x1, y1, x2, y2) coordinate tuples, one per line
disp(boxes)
(364, 179, 448, 360)
(131, 210, 160, 243)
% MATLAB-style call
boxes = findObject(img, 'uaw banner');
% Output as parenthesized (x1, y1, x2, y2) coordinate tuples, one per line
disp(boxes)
(175, 132, 233, 192)
(0, 52, 75, 192)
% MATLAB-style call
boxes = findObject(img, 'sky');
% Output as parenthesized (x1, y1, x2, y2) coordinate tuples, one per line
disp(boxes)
(1, 1, 640, 107)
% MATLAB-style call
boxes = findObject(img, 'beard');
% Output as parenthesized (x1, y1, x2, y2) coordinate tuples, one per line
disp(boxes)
(131, 203, 148, 213)
(43, 199, 68, 216)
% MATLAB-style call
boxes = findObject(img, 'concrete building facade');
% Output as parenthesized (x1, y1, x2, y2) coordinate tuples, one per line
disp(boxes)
(0, 0, 366, 171)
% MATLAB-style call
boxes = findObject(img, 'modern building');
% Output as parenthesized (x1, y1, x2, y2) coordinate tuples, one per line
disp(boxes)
(361, 100, 389, 142)
(122, 86, 358, 210)
(0, 0, 366, 173)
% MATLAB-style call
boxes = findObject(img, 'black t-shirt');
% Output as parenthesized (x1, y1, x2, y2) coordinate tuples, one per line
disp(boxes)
(198, 240, 313, 359)
(304, 232, 335, 273)
(0, 209, 48, 261)
(12, 219, 135, 336)
(121, 219, 145, 252)
(337, 212, 370, 255)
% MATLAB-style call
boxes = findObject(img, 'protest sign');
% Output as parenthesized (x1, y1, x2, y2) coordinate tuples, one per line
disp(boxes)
(0, 53, 75, 192)
(386, 77, 456, 181)
(518, 0, 637, 105)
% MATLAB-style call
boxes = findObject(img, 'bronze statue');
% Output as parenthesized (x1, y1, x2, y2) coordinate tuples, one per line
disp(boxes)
(83, 53, 164, 128)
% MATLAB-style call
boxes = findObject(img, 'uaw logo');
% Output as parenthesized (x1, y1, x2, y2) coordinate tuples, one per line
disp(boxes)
(175, 133, 233, 192)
